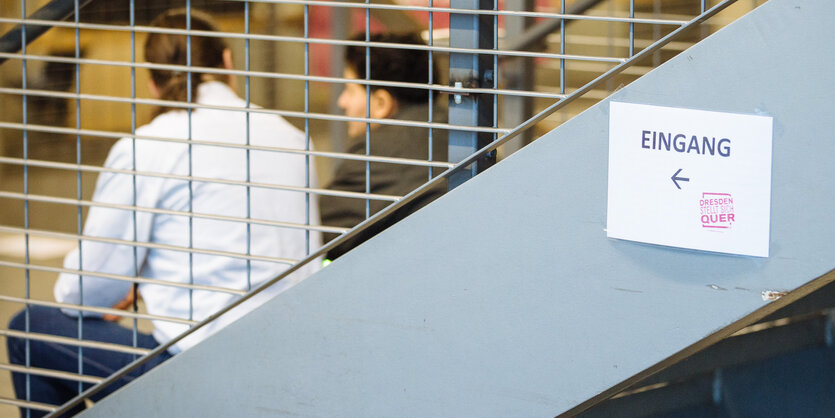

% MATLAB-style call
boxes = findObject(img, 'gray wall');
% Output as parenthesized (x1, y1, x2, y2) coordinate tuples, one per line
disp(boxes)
(85, 0, 835, 416)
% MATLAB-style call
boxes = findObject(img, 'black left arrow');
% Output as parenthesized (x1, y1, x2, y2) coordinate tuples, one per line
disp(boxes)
(671, 168, 689, 190)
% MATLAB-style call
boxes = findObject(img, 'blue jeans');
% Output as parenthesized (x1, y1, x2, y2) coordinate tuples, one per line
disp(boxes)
(7, 306, 173, 417)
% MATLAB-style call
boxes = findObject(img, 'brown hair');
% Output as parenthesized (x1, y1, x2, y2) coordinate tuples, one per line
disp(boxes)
(145, 9, 228, 117)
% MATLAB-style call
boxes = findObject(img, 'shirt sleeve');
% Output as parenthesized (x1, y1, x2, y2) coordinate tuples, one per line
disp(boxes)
(54, 138, 155, 317)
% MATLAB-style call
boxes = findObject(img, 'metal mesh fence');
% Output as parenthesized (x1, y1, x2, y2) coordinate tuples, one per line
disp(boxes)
(0, 0, 764, 414)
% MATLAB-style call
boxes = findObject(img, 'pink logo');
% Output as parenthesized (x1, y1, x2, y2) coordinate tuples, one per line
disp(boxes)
(700, 193, 734, 229)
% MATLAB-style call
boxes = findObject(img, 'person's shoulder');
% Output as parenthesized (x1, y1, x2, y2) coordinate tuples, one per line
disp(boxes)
(251, 112, 307, 148)
(141, 110, 188, 135)
(396, 102, 446, 122)
(105, 113, 189, 167)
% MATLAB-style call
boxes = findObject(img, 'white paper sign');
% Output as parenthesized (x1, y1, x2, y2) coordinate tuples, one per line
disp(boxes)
(607, 102, 773, 257)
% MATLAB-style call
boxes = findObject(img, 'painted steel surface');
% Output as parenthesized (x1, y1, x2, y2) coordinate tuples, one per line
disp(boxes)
(84, 0, 834, 416)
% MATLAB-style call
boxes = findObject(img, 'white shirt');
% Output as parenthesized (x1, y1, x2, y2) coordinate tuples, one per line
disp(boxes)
(54, 81, 322, 353)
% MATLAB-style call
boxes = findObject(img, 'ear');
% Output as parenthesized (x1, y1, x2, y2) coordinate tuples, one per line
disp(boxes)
(370, 89, 398, 119)
(148, 79, 161, 99)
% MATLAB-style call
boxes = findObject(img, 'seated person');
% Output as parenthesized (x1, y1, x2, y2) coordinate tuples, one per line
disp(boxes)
(7, 9, 321, 416)
(320, 32, 448, 261)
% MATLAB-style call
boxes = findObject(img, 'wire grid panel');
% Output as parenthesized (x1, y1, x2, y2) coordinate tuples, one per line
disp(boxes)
(0, 0, 762, 414)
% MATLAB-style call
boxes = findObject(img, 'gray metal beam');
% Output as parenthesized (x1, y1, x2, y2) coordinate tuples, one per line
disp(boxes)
(80, 1, 835, 416)
(447, 0, 496, 188)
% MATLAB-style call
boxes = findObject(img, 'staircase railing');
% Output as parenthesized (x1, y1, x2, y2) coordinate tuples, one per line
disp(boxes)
(48, 0, 744, 415)
(0, 1, 766, 415)
(0, 0, 93, 66)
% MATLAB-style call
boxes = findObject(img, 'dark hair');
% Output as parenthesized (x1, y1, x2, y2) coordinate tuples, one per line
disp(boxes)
(145, 9, 227, 116)
(345, 32, 438, 104)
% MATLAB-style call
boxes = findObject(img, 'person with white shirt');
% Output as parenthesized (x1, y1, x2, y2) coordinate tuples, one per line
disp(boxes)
(6, 9, 321, 416)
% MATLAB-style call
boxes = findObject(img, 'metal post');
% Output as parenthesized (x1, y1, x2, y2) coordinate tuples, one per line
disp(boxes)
(448, 0, 496, 189)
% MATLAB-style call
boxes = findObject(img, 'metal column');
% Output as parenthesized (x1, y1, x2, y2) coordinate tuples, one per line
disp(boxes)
(447, 0, 496, 189)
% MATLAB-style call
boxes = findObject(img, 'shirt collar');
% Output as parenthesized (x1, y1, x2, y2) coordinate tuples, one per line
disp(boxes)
(196, 81, 240, 107)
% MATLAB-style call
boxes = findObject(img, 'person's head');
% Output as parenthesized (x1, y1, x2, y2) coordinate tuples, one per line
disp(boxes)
(145, 9, 233, 116)
(338, 32, 438, 137)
